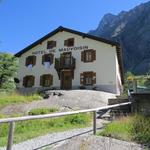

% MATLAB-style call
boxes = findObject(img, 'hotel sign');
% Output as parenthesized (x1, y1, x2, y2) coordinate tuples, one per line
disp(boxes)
(32, 45, 88, 55)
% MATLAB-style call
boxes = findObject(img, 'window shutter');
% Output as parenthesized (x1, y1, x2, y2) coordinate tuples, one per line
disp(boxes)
(31, 76, 35, 86)
(92, 50, 96, 61)
(47, 41, 50, 49)
(81, 51, 85, 62)
(64, 40, 68, 46)
(32, 56, 36, 66)
(42, 55, 45, 65)
(50, 53, 54, 64)
(23, 76, 27, 87)
(47, 41, 56, 49)
(80, 73, 84, 85)
(40, 75, 43, 86)
(25, 57, 29, 66)
(53, 41, 56, 47)
(50, 75, 53, 86)
(93, 72, 96, 84)
(60, 53, 65, 67)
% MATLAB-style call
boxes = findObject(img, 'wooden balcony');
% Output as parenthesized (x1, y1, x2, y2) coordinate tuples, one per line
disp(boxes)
(55, 56, 76, 79)
(55, 56, 76, 70)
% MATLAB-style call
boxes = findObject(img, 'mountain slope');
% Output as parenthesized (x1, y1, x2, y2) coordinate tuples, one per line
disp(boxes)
(89, 1, 150, 74)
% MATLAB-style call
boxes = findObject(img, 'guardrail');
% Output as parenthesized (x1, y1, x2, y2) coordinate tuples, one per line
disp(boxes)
(0, 102, 131, 150)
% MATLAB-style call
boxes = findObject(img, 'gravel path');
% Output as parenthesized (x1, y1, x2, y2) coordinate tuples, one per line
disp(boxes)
(52, 135, 143, 150)
(0, 90, 116, 115)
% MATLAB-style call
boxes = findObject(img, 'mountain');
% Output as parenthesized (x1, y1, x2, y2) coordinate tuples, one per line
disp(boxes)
(89, 1, 150, 75)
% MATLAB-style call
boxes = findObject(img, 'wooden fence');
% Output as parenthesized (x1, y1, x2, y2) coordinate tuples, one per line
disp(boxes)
(0, 102, 131, 150)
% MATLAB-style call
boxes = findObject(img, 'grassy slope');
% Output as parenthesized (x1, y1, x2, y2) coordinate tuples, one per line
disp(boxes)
(98, 115, 150, 144)
(0, 93, 42, 108)
(0, 113, 91, 147)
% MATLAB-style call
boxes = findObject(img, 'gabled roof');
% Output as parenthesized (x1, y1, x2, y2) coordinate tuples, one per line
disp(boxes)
(14, 26, 124, 84)
(14, 26, 120, 57)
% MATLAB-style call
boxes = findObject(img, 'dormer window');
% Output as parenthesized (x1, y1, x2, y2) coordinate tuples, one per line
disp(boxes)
(64, 38, 74, 47)
(42, 53, 54, 69)
(47, 40, 56, 49)
(25, 55, 36, 69)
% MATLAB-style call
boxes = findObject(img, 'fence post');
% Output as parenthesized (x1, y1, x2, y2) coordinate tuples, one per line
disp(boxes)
(133, 79, 137, 93)
(7, 122, 15, 150)
(93, 111, 97, 135)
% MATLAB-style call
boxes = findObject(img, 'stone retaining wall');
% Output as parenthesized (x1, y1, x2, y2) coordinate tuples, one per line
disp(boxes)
(131, 93, 150, 116)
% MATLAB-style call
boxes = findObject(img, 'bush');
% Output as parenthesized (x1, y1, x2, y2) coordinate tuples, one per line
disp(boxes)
(98, 115, 150, 144)
(64, 113, 91, 125)
(28, 107, 59, 115)
(131, 115, 150, 144)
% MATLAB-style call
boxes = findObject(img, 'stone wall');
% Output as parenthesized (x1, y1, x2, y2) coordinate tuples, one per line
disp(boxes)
(131, 93, 150, 116)
(108, 97, 131, 119)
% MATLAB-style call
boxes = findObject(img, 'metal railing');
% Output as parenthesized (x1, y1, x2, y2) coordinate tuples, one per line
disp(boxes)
(0, 102, 131, 150)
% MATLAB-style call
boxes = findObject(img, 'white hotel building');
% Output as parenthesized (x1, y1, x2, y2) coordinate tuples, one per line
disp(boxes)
(15, 26, 124, 94)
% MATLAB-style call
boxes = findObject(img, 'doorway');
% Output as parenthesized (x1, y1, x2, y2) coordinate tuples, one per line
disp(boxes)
(61, 70, 72, 90)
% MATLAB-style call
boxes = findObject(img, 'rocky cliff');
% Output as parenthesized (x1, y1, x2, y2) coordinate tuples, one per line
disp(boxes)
(89, 1, 150, 74)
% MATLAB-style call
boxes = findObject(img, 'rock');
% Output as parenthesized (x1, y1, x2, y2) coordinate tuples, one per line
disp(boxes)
(89, 1, 150, 74)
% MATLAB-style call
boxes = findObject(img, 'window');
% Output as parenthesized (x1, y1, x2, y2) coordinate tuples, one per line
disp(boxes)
(61, 52, 71, 67)
(25, 55, 36, 67)
(80, 72, 96, 85)
(42, 53, 54, 68)
(40, 74, 53, 87)
(81, 49, 96, 62)
(85, 51, 92, 62)
(23, 75, 35, 87)
(64, 38, 74, 47)
(47, 41, 56, 49)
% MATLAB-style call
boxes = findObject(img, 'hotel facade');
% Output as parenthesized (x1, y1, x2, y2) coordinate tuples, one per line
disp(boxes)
(15, 26, 124, 94)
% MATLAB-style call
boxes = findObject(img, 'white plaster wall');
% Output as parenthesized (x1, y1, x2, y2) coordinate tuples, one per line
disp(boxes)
(17, 30, 121, 93)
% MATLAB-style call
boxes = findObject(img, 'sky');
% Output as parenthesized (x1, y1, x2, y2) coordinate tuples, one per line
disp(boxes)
(0, 0, 150, 54)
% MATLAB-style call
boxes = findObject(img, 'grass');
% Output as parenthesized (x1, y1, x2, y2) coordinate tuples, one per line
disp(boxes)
(98, 115, 150, 144)
(28, 107, 59, 115)
(0, 92, 42, 108)
(0, 113, 91, 147)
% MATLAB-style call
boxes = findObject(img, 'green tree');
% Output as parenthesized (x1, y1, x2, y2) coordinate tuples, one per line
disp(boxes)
(0, 52, 18, 89)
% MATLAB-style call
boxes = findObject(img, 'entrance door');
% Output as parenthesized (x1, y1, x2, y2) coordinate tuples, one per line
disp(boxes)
(61, 70, 72, 90)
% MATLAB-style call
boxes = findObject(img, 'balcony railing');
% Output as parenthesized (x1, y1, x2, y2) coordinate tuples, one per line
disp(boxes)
(55, 56, 76, 70)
